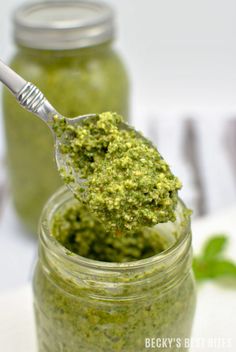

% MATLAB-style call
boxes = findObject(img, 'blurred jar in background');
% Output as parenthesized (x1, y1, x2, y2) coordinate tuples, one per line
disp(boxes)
(3, 0, 129, 233)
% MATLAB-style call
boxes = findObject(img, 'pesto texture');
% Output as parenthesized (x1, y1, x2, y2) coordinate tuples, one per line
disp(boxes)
(54, 112, 181, 235)
(52, 201, 170, 262)
(193, 234, 236, 282)
(34, 197, 196, 352)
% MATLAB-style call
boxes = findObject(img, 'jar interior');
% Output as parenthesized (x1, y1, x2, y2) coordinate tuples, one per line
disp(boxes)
(49, 193, 189, 263)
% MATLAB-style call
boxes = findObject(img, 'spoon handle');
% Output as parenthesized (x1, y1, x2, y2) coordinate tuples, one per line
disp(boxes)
(0, 59, 58, 126)
(0, 59, 26, 94)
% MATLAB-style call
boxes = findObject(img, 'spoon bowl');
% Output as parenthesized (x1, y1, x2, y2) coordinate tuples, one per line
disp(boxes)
(54, 113, 98, 196)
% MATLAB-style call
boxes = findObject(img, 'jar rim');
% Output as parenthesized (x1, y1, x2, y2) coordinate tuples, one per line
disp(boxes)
(13, 0, 115, 50)
(39, 186, 192, 273)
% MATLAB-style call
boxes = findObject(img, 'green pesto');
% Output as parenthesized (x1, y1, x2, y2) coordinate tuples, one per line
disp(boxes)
(52, 200, 171, 262)
(3, 44, 129, 233)
(33, 198, 196, 352)
(54, 112, 182, 235)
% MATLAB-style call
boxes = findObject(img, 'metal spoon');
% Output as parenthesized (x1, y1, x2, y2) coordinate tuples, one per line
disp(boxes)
(0, 59, 143, 197)
(0, 59, 98, 194)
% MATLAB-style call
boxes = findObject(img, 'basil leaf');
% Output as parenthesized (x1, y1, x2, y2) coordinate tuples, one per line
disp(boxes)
(203, 235, 228, 259)
(193, 234, 236, 284)
(193, 257, 236, 281)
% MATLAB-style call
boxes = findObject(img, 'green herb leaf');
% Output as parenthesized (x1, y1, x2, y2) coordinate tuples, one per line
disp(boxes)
(202, 235, 228, 259)
(193, 234, 236, 283)
(193, 257, 236, 281)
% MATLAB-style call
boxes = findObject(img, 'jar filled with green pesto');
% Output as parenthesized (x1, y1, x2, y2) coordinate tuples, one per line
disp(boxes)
(3, 0, 129, 233)
(33, 187, 196, 352)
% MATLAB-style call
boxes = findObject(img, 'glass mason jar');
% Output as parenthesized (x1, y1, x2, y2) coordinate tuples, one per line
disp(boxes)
(33, 188, 196, 352)
(3, 1, 129, 233)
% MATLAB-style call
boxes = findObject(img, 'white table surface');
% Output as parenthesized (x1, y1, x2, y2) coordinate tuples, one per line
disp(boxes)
(0, 206, 236, 352)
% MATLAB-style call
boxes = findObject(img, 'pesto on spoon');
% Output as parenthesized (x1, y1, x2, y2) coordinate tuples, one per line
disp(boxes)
(0, 60, 181, 235)
(54, 112, 182, 236)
